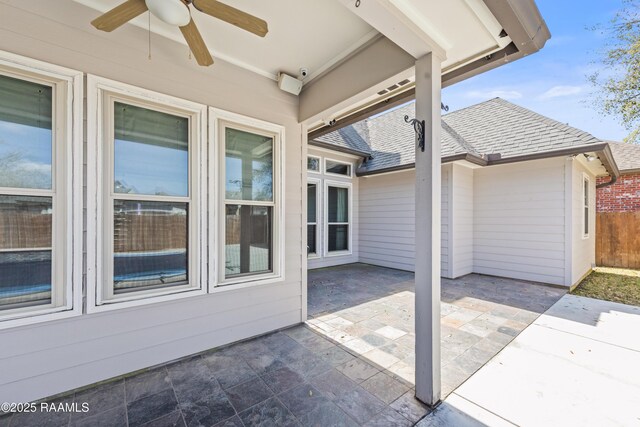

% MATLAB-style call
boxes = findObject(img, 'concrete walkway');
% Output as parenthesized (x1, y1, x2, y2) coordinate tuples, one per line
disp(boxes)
(419, 294, 640, 427)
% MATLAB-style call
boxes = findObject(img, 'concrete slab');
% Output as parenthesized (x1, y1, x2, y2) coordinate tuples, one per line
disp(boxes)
(427, 295, 640, 427)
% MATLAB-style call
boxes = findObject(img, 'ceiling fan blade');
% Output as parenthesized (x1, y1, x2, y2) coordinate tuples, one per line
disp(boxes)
(180, 18, 214, 66)
(192, 0, 268, 37)
(91, 0, 148, 32)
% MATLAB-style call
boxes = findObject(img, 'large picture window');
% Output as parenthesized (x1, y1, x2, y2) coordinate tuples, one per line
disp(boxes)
(88, 75, 205, 310)
(0, 56, 82, 326)
(325, 182, 351, 254)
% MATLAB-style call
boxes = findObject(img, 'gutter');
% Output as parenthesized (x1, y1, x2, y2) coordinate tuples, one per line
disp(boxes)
(355, 153, 487, 177)
(308, 139, 372, 159)
(354, 143, 621, 182)
(595, 143, 620, 188)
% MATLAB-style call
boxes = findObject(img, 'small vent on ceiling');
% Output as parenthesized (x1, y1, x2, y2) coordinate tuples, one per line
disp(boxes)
(398, 79, 411, 86)
(377, 89, 389, 96)
(386, 84, 399, 91)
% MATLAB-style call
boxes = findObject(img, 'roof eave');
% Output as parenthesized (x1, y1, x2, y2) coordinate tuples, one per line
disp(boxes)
(308, 139, 371, 158)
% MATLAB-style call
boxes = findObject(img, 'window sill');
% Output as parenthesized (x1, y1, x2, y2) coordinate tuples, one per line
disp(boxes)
(324, 250, 353, 258)
(211, 274, 284, 293)
(87, 285, 206, 314)
(0, 305, 81, 330)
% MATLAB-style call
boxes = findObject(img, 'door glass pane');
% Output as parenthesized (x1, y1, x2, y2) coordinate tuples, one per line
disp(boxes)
(114, 102, 189, 197)
(328, 225, 349, 252)
(0, 74, 53, 190)
(225, 128, 273, 201)
(225, 205, 272, 277)
(307, 224, 316, 255)
(307, 184, 317, 223)
(328, 186, 349, 223)
(325, 160, 351, 176)
(0, 195, 53, 309)
(113, 200, 188, 294)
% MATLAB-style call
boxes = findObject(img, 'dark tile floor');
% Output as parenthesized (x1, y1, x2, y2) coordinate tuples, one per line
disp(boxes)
(0, 264, 566, 427)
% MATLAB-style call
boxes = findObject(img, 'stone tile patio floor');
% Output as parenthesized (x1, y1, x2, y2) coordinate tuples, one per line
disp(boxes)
(1, 264, 565, 427)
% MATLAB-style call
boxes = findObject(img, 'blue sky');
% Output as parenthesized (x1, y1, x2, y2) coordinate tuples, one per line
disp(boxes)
(442, 0, 628, 142)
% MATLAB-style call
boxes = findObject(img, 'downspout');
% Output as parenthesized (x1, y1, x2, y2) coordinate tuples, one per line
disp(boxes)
(596, 174, 617, 188)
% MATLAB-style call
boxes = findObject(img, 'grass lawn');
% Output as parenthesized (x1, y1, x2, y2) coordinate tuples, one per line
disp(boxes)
(572, 267, 640, 306)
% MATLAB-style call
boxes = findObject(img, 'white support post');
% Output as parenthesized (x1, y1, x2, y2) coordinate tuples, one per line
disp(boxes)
(414, 52, 442, 406)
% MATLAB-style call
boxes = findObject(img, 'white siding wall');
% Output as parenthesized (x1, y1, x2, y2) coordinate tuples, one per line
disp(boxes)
(357, 165, 452, 273)
(0, 1, 303, 402)
(451, 164, 474, 277)
(307, 148, 359, 269)
(571, 157, 596, 285)
(473, 158, 567, 286)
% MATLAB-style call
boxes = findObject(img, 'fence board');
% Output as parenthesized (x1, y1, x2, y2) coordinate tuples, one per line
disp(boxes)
(596, 212, 640, 268)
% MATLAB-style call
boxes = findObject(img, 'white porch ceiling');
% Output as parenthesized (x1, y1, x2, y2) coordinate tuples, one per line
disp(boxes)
(73, 0, 378, 83)
(74, 0, 511, 86)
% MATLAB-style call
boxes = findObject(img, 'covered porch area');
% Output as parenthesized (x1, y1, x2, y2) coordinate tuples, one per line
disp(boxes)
(3, 264, 565, 426)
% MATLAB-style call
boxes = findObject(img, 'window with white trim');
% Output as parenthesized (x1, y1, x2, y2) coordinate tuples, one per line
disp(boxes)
(89, 76, 205, 308)
(326, 182, 351, 254)
(325, 158, 352, 177)
(307, 179, 320, 257)
(218, 116, 282, 284)
(583, 176, 590, 238)
(0, 58, 81, 325)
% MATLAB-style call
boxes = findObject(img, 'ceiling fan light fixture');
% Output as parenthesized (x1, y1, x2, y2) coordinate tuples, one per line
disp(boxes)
(145, 0, 191, 27)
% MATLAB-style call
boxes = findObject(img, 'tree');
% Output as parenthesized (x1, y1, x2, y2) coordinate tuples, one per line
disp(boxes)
(589, 0, 640, 143)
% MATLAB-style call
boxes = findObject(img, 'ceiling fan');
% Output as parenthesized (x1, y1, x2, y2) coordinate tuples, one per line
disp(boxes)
(91, 0, 268, 66)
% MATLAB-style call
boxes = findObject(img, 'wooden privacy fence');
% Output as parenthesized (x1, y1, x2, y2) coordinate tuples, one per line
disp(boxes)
(596, 212, 640, 268)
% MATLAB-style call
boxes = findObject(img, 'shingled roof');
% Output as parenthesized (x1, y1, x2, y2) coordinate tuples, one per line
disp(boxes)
(607, 141, 640, 173)
(312, 98, 605, 174)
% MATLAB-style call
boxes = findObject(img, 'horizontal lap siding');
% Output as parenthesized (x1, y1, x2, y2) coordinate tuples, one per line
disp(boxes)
(571, 158, 596, 284)
(358, 166, 451, 273)
(451, 164, 474, 277)
(0, 1, 303, 402)
(472, 158, 566, 285)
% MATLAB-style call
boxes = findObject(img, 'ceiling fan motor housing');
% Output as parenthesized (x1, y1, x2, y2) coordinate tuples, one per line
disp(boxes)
(145, 0, 191, 27)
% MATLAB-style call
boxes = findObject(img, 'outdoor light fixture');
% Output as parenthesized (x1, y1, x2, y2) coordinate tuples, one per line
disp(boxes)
(145, 0, 191, 27)
(584, 153, 597, 162)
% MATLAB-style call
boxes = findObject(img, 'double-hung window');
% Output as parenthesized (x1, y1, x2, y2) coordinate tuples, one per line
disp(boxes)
(583, 175, 590, 238)
(325, 182, 351, 254)
(88, 76, 205, 310)
(0, 55, 82, 326)
(307, 179, 320, 257)
(214, 110, 283, 285)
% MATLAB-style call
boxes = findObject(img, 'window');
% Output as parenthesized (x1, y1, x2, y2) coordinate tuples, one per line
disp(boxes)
(307, 156, 320, 173)
(325, 182, 351, 254)
(215, 110, 283, 285)
(583, 176, 590, 238)
(307, 179, 320, 257)
(325, 158, 352, 177)
(88, 75, 205, 310)
(0, 54, 82, 326)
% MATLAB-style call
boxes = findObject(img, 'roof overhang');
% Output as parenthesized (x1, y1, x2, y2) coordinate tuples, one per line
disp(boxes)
(305, 0, 550, 137)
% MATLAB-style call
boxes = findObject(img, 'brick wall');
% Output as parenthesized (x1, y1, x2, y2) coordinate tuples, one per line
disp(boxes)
(597, 172, 640, 212)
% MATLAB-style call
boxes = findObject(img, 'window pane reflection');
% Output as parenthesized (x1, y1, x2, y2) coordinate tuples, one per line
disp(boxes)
(114, 102, 189, 197)
(328, 225, 349, 252)
(225, 128, 273, 201)
(0, 195, 53, 309)
(225, 205, 272, 277)
(0, 75, 53, 190)
(326, 160, 350, 176)
(113, 200, 188, 294)
(328, 186, 348, 223)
